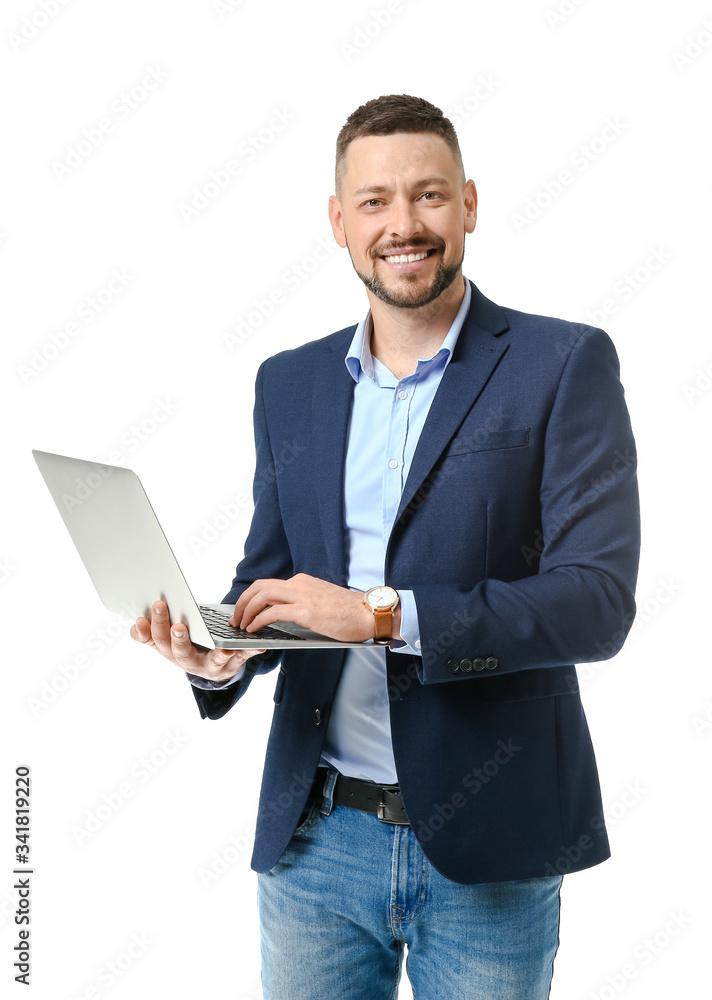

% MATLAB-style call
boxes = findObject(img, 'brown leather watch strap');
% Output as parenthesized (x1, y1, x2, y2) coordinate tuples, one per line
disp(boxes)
(373, 607, 392, 644)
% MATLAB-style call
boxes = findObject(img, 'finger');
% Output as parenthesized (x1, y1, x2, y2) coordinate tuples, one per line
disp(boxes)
(149, 600, 176, 656)
(204, 647, 267, 681)
(131, 617, 154, 644)
(172, 638, 267, 683)
(168, 624, 235, 676)
(245, 604, 300, 633)
(236, 594, 272, 629)
(231, 581, 261, 624)
(231, 579, 287, 626)
(169, 623, 203, 669)
(236, 583, 295, 629)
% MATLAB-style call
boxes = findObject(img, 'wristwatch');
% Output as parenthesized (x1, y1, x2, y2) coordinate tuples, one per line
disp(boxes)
(363, 586, 400, 645)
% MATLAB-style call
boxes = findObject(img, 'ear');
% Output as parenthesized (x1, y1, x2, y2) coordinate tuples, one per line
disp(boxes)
(328, 194, 348, 248)
(464, 179, 477, 234)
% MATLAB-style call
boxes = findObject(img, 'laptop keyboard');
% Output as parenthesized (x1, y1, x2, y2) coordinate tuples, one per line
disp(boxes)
(199, 605, 305, 641)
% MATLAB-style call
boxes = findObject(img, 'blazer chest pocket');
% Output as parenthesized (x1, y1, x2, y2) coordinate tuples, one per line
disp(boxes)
(445, 426, 530, 459)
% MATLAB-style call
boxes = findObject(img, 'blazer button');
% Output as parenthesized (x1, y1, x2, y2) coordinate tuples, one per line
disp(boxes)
(313, 709, 322, 725)
(447, 659, 460, 674)
(460, 659, 473, 673)
(473, 658, 486, 671)
(485, 657, 499, 670)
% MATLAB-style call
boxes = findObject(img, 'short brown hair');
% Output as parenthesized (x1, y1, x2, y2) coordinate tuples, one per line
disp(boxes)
(335, 94, 464, 196)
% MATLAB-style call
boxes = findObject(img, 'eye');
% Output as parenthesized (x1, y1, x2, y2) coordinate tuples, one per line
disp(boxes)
(420, 191, 441, 201)
(366, 198, 382, 207)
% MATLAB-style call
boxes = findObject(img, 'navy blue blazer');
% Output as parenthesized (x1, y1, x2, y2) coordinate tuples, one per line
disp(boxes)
(192, 280, 640, 885)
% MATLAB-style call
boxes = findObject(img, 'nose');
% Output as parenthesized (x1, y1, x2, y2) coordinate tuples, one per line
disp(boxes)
(386, 195, 424, 240)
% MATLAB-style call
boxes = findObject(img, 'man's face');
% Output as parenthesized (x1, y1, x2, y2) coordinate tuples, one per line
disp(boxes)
(329, 132, 477, 310)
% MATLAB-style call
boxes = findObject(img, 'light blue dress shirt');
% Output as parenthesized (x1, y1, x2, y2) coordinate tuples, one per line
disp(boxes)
(192, 280, 472, 785)
(318, 280, 471, 783)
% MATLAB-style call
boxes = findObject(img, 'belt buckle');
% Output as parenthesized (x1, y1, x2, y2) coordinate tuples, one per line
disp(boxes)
(377, 784, 402, 824)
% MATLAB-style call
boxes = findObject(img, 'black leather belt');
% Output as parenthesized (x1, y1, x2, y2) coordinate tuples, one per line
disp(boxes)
(316, 768, 410, 825)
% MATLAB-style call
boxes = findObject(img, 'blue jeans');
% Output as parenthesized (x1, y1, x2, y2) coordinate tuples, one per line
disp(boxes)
(258, 770, 562, 999)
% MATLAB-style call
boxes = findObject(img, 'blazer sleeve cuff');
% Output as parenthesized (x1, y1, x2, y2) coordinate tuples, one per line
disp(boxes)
(186, 663, 247, 690)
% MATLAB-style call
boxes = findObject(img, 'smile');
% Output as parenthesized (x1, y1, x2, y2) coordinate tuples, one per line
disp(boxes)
(384, 251, 428, 264)
(380, 249, 436, 264)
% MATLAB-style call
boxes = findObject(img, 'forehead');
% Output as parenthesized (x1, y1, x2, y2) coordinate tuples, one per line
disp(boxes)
(341, 132, 459, 190)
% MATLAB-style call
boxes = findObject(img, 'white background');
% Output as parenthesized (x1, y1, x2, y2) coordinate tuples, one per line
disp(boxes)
(2, 0, 710, 997)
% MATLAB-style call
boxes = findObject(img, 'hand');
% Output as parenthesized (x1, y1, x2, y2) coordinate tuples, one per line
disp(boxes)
(231, 573, 401, 643)
(131, 601, 265, 682)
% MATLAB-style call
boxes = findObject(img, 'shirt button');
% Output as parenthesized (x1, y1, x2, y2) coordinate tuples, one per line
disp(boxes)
(415, 639, 421, 649)
(398, 390, 408, 400)
(388, 460, 398, 469)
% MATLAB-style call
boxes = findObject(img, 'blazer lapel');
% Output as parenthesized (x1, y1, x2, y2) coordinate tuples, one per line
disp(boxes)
(394, 281, 511, 524)
(311, 330, 356, 587)
(308, 282, 510, 583)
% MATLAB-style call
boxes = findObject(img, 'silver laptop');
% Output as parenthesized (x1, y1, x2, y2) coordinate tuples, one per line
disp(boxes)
(32, 450, 372, 650)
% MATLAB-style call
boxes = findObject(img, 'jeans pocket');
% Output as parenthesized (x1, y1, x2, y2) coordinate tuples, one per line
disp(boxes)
(292, 796, 320, 838)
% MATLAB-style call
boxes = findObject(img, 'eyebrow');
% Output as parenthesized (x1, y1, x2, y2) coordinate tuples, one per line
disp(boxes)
(352, 176, 453, 196)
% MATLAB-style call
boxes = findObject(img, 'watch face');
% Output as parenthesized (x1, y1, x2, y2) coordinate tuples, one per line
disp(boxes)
(367, 586, 398, 609)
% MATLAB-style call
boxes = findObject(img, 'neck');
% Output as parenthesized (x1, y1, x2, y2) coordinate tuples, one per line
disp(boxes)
(367, 274, 467, 379)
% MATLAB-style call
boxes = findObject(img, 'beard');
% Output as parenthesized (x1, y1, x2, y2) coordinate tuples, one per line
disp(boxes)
(349, 236, 465, 309)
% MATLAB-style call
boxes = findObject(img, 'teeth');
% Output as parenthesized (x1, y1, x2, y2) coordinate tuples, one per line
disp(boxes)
(384, 251, 429, 263)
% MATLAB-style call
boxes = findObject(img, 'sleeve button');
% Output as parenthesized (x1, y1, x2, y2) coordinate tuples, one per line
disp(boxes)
(485, 657, 499, 670)
(446, 659, 460, 674)
(473, 658, 486, 671)
(460, 659, 473, 673)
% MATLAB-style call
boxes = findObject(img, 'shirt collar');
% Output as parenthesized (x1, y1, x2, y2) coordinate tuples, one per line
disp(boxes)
(345, 278, 472, 385)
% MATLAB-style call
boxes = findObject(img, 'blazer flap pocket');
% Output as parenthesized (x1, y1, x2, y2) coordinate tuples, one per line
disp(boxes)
(446, 426, 530, 458)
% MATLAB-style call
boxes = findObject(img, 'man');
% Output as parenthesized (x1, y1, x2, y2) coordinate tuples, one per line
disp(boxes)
(132, 95, 640, 998)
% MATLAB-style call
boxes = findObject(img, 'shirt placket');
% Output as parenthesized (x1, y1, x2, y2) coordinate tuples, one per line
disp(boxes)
(382, 375, 417, 564)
